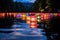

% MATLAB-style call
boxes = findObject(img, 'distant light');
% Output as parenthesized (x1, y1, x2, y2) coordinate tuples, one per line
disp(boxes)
(41, 14, 44, 21)
(36, 13, 40, 16)
(53, 13, 58, 17)
(14, 13, 16, 18)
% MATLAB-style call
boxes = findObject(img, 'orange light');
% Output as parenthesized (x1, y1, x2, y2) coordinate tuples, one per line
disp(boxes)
(46, 13, 50, 20)
(21, 14, 26, 20)
(26, 16, 30, 21)
(36, 13, 40, 16)
(41, 14, 44, 21)
(26, 16, 30, 24)
(2, 13, 5, 17)
(0, 13, 5, 18)
(14, 13, 16, 18)
(9, 13, 12, 16)
(44, 14, 46, 20)
(26, 21, 30, 24)
(30, 22, 35, 25)
(30, 26, 36, 28)
(54, 13, 58, 17)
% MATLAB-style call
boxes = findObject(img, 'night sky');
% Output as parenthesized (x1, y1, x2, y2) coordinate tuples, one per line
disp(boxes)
(13, 0, 36, 3)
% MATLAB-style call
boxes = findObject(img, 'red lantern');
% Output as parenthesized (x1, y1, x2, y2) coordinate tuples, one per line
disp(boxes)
(30, 15, 37, 28)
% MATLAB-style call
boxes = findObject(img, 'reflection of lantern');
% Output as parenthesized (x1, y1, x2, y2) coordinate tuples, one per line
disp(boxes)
(26, 16, 30, 24)
(30, 15, 37, 28)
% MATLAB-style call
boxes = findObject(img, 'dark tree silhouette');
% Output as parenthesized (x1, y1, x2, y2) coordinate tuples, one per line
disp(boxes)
(0, 0, 14, 12)
(31, 0, 60, 12)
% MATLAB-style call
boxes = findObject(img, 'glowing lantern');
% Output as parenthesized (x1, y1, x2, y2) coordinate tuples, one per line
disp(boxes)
(14, 13, 16, 18)
(0, 13, 5, 18)
(46, 13, 50, 20)
(26, 16, 30, 24)
(30, 15, 37, 28)
(53, 13, 58, 17)
(44, 13, 50, 20)
(37, 16, 41, 22)
(9, 13, 12, 17)
(7, 13, 9, 16)
(30, 16, 37, 22)
(41, 13, 44, 21)
(44, 14, 47, 20)
(2, 13, 5, 17)
(20, 13, 26, 20)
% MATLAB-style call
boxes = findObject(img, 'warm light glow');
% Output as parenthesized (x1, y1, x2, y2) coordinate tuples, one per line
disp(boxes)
(26, 16, 30, 24)
(30, 26, 36, 28)
(7, 13, 8, 16)
(30, 15, 37, 28)
(46, 13, 50, 20)
(44, 14, 47, 20)
(21, 14, 26, 20)
(30, 22, 35, 25)
(26, 16, 30, 21)
(14, 13, 16, 18)
(54, 13, 58, 17)
(26, 21, 30, 24)
(31, 18, 36, 21)
(9, 13, 12, 16)
(36, 13, 40, 16)
(41, 14, 44, 21)
(2, 13, 5, 17)
(38, 20, 41, 22)
(0, 13, 5, 18)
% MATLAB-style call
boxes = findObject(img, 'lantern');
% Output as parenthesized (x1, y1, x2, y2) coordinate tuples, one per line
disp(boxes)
(37, 15, 41, 23)
(30, 15, 37, 28)
(26, 16, 30, 24)
(40, 13, 44, 21)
